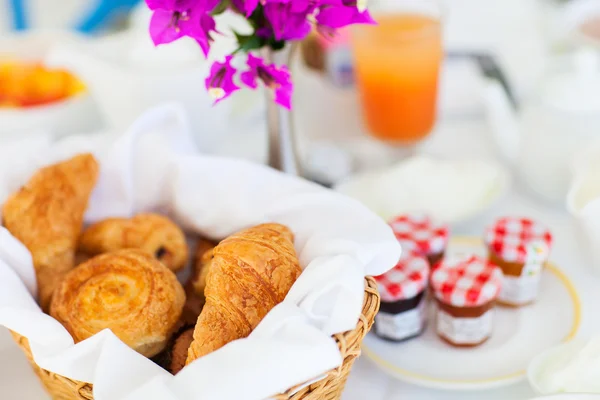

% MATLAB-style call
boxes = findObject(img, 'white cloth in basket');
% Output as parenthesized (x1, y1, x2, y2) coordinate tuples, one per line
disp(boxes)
(0, 104, 401, 400)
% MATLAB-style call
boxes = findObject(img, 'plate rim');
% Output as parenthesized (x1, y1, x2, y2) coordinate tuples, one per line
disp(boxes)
(363, 236, 582, 391)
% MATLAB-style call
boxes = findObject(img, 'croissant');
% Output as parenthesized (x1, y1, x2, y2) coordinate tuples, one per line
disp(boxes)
(2, 153, 99, 311)
(50, 249, 185, 358)
(78, 213, 188, 272)
(192, 238, 216, 295)
(186, 223, 302, 364)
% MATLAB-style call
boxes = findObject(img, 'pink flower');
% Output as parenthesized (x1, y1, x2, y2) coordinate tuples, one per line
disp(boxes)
(316, 0, 376, 29)
(230, 0, 259, 17)
(146, 0, 218, 56)
(241, 53, 293, 109)
(205, 56, 240, 104)
(263, 0, 316, 41)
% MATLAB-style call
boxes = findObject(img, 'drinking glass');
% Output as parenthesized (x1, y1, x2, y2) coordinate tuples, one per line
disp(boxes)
(351, 0, 443, 144)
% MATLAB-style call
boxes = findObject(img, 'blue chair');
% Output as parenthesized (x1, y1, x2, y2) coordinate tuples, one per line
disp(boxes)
(7, 0, 142, 33)
(7, 0, 27, 30)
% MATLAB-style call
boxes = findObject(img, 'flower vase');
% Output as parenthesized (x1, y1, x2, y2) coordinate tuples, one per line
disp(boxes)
(261, 45, 301, 176)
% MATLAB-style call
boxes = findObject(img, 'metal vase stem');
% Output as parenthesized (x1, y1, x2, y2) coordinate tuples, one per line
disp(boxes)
(261, 45, 301, 176)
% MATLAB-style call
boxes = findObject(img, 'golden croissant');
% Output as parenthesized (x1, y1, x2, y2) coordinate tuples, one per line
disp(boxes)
(186, 223, 302, 364)
(79, 213, 188, 272)
(2, 153, 99, 311)
(50, 249, 185, 358)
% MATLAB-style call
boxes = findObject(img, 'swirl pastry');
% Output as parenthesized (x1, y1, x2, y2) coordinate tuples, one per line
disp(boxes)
(50, 249, 185, 358)
(78, 213, 188, 272)
(186, 223, 302, 364)
(2, 153, 99, 311)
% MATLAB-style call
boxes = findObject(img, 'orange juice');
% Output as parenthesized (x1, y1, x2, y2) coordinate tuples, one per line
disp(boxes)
(0, 61, 85, 108)
(352, 13, 443, 143)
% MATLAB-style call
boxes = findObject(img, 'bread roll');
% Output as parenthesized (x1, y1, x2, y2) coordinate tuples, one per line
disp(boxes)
(79, 213, 188, 272)
(50, 249, 185, 357)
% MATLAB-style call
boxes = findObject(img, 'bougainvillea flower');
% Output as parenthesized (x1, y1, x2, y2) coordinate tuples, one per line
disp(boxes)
(241, 53, 293, 109)
(196, 13, 217, 56)
(147, 0, 218, 56)
(316, 0, 376, 29)
(357, 0, 368, 12)
(205, 56, 240, 104)
(263, 1, 316, 41)
(230, 0, 259, 16)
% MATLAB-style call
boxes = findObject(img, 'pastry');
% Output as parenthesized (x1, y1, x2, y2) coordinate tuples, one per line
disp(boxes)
(191, 238, 216, 298)
(186, 223, 301, 364)
(79, 213, 188, 272)
(170, 327, 195, 374)
(50, 249, 185, 358)
(151, 325, 195, 375)
(181, 238, 216, 326)
(2, 153, 99, 311)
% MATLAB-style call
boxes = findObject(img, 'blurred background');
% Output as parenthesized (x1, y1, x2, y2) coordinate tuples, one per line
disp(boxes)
(2, 1, 600, 399)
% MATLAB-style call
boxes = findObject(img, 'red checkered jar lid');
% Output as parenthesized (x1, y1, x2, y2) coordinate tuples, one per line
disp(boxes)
(375, 252, 429, 303)
(485, 217, 553, 264)
(390, 213, 449, 256)
(431, 255, 503, 307)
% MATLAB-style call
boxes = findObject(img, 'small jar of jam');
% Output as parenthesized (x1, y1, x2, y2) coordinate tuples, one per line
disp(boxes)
(485, 217, 553, 307)
(389, 213, 449, 269)
(374, 252, 429, 342)
(431, 256, 503, 347)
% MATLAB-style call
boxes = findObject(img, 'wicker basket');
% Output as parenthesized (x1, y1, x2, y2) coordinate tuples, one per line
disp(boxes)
(13, 276, 379, 400)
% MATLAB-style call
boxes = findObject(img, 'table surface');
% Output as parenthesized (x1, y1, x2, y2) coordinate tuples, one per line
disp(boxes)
(1, 115, 598, 400)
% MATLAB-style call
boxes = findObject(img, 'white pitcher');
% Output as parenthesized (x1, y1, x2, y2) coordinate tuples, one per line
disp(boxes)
(484, 49, 600, 204)
(568, 140, 600, 272)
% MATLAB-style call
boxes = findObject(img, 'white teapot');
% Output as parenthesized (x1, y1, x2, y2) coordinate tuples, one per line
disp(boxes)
(484, 49, 600, 204)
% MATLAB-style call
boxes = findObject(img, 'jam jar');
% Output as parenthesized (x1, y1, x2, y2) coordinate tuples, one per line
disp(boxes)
(389, 213, 449, 269)
(374, 252, 430, 342)
(485, 217, 553, 307)
(431, 255, 503, 347)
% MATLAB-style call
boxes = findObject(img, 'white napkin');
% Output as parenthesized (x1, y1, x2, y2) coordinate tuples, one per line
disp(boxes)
(0, 104, 400, 400)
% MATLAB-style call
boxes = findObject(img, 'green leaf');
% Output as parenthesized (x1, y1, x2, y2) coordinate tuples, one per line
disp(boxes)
(211, 0, 230, 15)
(233, 31, 266, 53)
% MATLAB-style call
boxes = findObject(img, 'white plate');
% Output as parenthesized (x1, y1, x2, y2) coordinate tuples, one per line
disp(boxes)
(363, 236, 581, 391)
(333, 157, 511, 226)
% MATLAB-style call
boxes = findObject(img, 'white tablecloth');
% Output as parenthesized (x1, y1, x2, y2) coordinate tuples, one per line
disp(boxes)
(2, 115, 598, 400)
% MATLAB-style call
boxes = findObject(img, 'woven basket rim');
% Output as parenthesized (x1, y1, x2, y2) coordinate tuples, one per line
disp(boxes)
(13, 276, 380, 400)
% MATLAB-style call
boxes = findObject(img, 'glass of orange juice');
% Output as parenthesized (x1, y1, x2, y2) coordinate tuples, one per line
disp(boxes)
(351, 0, 443, 144)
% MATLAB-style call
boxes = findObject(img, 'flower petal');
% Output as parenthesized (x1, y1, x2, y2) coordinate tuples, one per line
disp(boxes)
(274, 83, 292, 109)
(149, 9, 184, 45)
(240, 71, 258, 89)
(145, 0, 166, 10)
(264, 2, 313, 41)
(177, 12, 216, 56)
(317, 4, 375, 28)
(205, 56, 240, 104)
